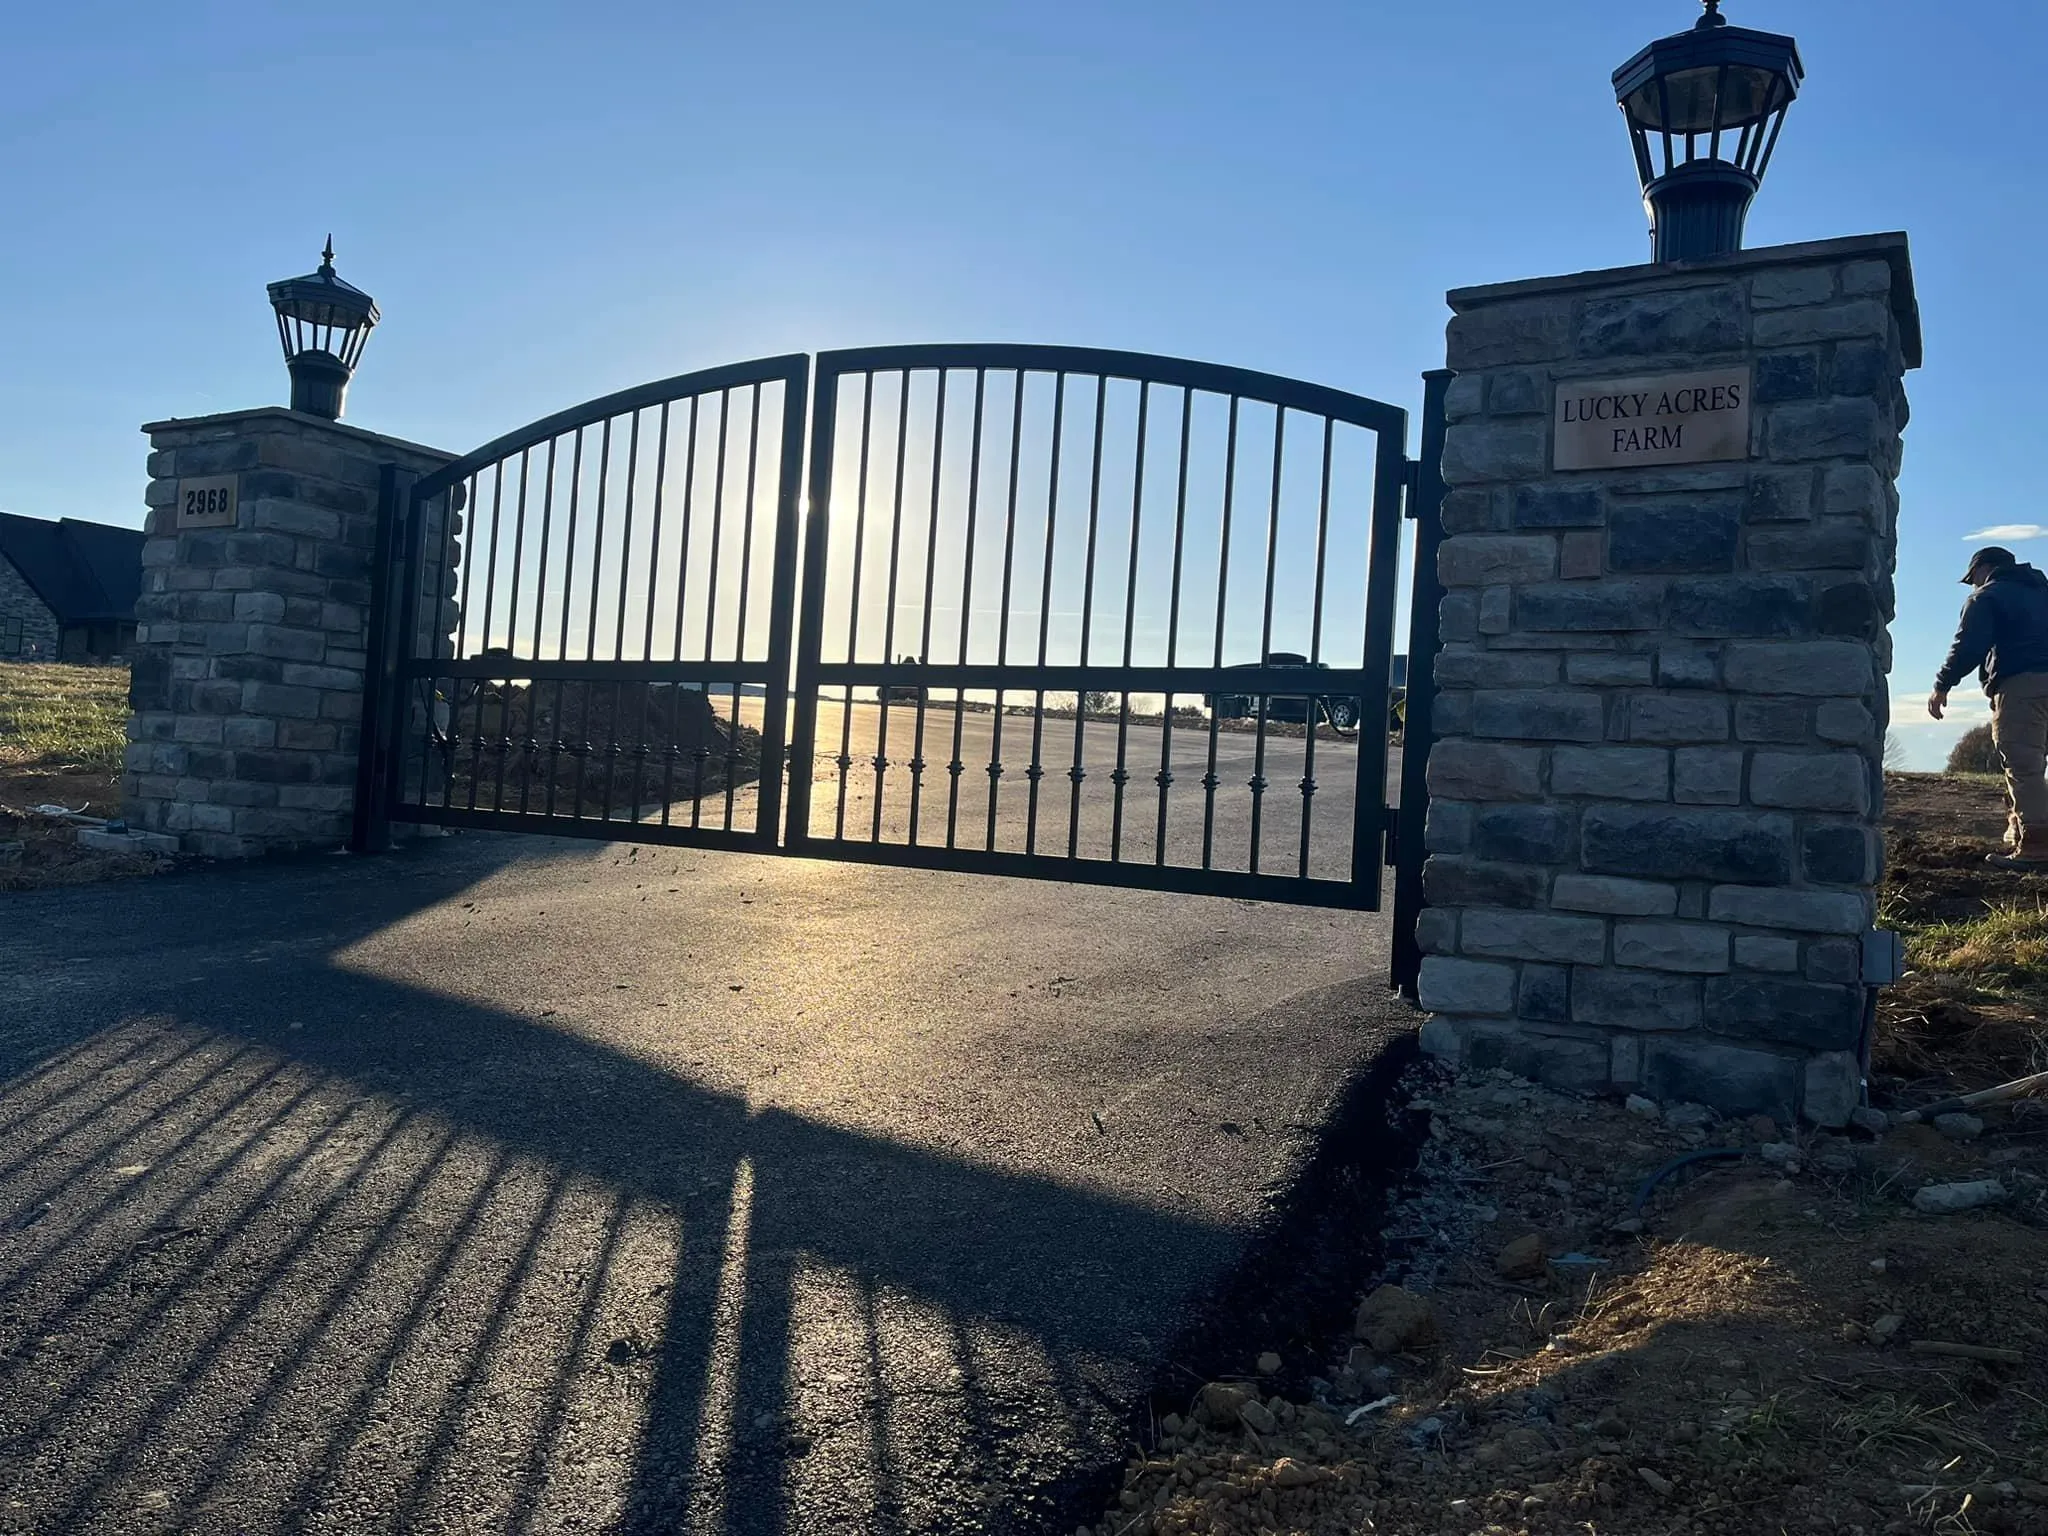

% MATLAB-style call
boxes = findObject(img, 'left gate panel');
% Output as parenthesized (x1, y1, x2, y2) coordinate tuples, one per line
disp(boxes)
(377, 355, 808, 850)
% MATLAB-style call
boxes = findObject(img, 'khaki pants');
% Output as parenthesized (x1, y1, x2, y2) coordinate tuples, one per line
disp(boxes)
(1993, 672, 2048, 848)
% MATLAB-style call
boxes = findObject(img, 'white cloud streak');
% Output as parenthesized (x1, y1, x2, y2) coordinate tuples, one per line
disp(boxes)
(1963, 524, 2048, 541)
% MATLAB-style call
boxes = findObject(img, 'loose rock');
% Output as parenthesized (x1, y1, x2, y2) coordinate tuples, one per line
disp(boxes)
(1912, 1178, 2008, 1214)
(1934, 1112, 1985, 1141)
(1625, 1093, 1662, 1121)
(1239, 1399, 1278, 1435)
(1255, 1351, 1281, 1375)
(1197, 1382, 1251, 1425)
(1494, 1232, 1546, 1279)
(1353, 1284, 1439, 1353)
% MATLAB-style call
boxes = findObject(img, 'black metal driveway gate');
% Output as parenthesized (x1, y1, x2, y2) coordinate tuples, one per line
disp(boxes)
(361, 355, 808, 855)
(359, 346, 1444, 967)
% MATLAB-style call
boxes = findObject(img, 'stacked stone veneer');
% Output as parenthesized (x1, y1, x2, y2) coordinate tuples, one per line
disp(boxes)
(0, 556, 60, 659)
(126, 408, 452, 857)
(1416, 233, 1920, 1127)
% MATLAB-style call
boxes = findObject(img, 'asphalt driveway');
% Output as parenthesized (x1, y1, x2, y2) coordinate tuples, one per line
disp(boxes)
(0, 830, 1413, 1535)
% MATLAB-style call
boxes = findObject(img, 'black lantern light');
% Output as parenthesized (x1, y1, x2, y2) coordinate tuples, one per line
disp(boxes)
(1613, 0, 1804, 264)
(266, 237, 380, 420)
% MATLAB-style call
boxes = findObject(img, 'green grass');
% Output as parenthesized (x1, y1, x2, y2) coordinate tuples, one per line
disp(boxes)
(0, 663, 130, 775)
(1909, 899, 2048, 992)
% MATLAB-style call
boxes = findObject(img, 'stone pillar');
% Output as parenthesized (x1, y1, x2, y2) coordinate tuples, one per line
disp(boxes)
(127, 408, 453, 858)
(1416, 233, 1919, 1126)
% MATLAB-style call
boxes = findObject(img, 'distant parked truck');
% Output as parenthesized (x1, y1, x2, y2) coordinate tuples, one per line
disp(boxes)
(880, 656, 925, 704)
(1204, 652, 1363, 732)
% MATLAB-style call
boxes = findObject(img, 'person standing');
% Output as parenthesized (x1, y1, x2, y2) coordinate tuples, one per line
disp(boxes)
(1929, 544, 2048, 867)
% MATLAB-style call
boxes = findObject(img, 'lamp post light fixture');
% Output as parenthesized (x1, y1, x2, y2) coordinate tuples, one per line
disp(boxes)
(266, 238, 380, 420)
(1613, 0, 1804, 264)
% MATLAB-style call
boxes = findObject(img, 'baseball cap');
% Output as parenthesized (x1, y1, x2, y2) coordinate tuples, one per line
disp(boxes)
(1962, 545, 2018, 582)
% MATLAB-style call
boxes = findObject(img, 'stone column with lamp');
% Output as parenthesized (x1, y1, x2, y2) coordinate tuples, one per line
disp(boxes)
(1413, 3, 1918, 1126)
(118, 244, 456, 859)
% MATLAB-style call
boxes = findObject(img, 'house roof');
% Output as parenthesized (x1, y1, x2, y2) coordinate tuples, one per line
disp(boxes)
(0, 513, 145, 625)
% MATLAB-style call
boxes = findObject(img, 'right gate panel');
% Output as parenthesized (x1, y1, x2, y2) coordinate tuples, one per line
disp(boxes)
(787, 344, 1411, 908)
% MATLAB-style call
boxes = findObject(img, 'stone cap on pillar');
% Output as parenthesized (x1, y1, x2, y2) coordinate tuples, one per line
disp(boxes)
(1448, 231, 1920, 370)
(141, 405, 455, 466)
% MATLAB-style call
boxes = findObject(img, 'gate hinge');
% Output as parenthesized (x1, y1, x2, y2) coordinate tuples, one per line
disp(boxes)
(1382, 805, 1402, 867)
(1399, 457, 1422, 516)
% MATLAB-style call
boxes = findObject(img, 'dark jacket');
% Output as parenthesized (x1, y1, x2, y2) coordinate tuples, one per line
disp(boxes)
(1935, 562, 2048, 697)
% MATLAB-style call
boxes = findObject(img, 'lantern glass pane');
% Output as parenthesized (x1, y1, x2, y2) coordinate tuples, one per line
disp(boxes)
(1627, 64, 1780, 135)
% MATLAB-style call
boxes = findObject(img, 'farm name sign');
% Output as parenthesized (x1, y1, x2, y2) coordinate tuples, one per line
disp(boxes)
(1552, 366, 1751, 471)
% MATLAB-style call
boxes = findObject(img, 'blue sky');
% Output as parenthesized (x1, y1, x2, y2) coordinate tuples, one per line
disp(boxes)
(2, 0, 2037, 767)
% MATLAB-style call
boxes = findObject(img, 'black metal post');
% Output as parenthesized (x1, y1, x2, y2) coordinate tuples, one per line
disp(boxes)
(351, 463, 407, 853)
(1389, 369, 1453, 997)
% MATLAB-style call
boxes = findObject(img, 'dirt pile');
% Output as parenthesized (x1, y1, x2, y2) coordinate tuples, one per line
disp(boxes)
(1879, 773, 2048, 1095)
(1088, 1067, 2048, 1536)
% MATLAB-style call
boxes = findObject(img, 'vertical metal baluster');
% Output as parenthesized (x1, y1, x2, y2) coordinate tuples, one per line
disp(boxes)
(575, 420, 615, 818)
(943, 369, 987, 852)
(548, 431, 584, 818)
(465, 460, 505, 811)
(1201, 399, 1240, 870)
(721, 677, 745, 832)
(1248, 408, 1285, 874)
(1066, 375, 1107, 859)
(614, 409, 641, 661)
(702, 392, 731, 661)
(466, 462, 498, 661)
(640, 402, 672, 824)
(428, 477, 463, 809)
(1300, 416, 1335, 880)
(735, 384, 762, 657)
(586, 417, 613, 661)
(529, 438, 558, 664)
(628, 677, 652, 824)
(643, 402, 671, 662)
(873, 373, 913, 843)
(834, 375, 875, 841)
(610, 412, 642, 821)
(671, 397, 701, 662)
(697, 395, 731, 826)
(447, 471, 480, 812)
(503, 449, 533, 813)
(669, 398, 702, 826)
(525, 446, 555, 816)
(906, 372, 948, 845)
(727, 385, 764, 834)
(690, 674, 710, 830)
(572, 675, 593, 819)
(1156, 387, 1193, 866)
(600, 678, 622, 822)
(1025, 373, 1065, 855)
(661, 679, 683, 829)
(986, 371, 1026, 851)
(1109, 382, 1148, 862)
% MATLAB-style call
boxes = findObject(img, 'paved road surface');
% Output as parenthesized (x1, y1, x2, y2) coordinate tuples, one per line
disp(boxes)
(0, 823, 1413, 1534)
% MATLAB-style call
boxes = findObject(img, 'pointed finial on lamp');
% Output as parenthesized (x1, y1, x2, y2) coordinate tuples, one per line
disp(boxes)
(1696, 0, 1727, 28)
(320, 234, 335, 272)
